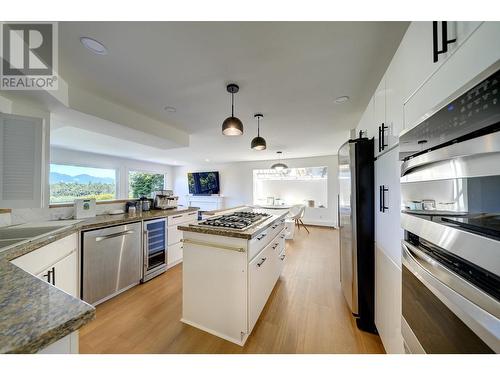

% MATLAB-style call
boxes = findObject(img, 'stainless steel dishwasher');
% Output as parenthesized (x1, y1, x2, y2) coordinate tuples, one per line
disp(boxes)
(82, 222, 142, 305)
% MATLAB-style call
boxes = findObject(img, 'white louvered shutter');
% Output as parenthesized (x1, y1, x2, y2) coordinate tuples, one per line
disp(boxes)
(0, 113, 44, 208)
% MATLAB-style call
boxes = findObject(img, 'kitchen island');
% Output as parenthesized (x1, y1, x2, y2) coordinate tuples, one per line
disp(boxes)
(178, 207, 287, 345)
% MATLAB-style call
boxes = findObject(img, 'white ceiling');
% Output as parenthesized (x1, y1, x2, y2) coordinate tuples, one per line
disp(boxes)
(54, 21, 408, 165)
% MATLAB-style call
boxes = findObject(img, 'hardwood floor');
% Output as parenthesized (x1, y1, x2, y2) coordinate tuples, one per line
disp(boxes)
(79, 226, 385, 354)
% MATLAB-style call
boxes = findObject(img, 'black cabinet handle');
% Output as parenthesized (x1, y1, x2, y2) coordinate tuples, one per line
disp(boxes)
(433, 21, 457, 63)
(51, 267, 55, 286)
(378, 125, 382, 152)
(257, 257, 267, 267)
(378, 123, 388, 152)
(379, 185, 389, 213)
(381, 123, 388, 150)
(43, 267, 56, 285)
(43, 270, 51, 284)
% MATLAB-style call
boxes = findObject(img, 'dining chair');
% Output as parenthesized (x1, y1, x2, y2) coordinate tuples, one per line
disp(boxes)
(288, 204, 310, 234)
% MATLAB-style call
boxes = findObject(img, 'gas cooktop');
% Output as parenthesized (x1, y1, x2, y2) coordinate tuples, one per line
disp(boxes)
(198, 211, 271, 230)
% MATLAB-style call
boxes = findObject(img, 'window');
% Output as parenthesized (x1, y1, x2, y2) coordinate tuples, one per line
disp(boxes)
(128, 171, 166, 198)
(253, 166, 328, 208)
(49, 164, 117, 204)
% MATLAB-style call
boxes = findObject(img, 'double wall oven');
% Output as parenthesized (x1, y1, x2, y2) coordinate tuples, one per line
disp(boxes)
(399, 63, 500, 353)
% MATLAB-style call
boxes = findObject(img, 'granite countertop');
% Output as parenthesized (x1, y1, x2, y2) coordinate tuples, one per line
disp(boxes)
(78, 206, 199, 231)
(178, 208, 288, 239)
(0, 206, 199, 353)
(0, 227, 94, 354)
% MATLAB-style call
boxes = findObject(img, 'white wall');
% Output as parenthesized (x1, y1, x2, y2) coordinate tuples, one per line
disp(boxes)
(173, 155, 339, 227)
(254, 179, 328, 208)
(51, 147, 175, 199)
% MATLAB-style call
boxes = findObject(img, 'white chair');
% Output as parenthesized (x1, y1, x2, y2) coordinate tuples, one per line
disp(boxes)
(288, 204, 309, 234)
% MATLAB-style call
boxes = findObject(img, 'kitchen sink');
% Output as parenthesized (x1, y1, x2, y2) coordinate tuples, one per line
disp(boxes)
(0, 226, 68, 241)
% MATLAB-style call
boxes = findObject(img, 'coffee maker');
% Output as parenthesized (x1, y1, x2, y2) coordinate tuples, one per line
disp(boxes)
(153, 190, 178, 210)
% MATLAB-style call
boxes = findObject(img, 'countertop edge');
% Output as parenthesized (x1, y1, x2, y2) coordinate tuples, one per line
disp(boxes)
(8, 306, 95, 354)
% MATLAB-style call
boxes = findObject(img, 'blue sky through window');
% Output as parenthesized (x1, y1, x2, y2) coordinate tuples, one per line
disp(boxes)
(50, 164, 116, 179)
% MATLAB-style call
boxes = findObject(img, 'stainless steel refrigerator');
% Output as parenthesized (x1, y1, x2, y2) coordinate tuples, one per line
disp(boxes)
(338, 136, 376, 333)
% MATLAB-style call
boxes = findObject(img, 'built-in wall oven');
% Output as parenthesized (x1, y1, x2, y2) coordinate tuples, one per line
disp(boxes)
(142, 218, 168, 282)
(399, 63, 500, 353)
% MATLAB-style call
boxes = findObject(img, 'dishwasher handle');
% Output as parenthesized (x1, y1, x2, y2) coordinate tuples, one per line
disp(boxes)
(95, 229, 136, 242)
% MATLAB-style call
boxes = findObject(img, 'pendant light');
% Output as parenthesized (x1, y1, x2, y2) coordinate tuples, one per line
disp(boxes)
(222, 83, 244, 136)
(271, 151, 288, 170)
(251, 113, 267, 150)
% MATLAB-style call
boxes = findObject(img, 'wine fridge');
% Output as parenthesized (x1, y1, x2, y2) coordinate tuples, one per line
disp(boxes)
(143, 218, 168, 282)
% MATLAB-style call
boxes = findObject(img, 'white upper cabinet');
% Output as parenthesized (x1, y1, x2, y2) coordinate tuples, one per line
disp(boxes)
(0, 113, 45, 208)
(404, 22, 499, 130)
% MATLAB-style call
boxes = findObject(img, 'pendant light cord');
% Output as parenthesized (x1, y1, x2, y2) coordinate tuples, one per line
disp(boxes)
(257, 116, 260, 136)
(231, 92, 234, 117)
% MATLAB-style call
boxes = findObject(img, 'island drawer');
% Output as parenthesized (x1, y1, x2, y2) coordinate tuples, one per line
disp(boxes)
(169, 211, 198, 226)
(248, 218, 285, 261)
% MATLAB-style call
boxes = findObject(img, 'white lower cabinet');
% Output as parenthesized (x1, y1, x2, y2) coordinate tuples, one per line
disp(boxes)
(181, 226, 286, 345)
(36, 250, 78, 298)
(10, 233, 80, 353)
(249, 242, 276, 331)
(167, 211, 198, 268)
(38, 332, 79, 354)
(375, 247, 404, 354)
(167, 242, 183, 267)
(11, 234, 79, 298)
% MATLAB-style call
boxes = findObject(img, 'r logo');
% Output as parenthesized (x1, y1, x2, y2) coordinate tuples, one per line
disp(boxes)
(2, 23, 53, 76)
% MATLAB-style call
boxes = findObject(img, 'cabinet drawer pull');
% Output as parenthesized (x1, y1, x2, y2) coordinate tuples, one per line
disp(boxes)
(257, 257, 267, 267)
(280, 254, 285, 261)
(96, 230, 135, 242)
(272, 243, 279, 250)
(257, 233, 266, 240)
(172, 215, 183, 219)
(188, 212, 197, 216)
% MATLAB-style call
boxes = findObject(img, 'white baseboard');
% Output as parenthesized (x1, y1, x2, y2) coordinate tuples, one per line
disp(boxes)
(301, 219, 336, 227)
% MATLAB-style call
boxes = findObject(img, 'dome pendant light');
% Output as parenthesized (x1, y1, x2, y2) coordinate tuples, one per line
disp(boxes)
(271, 151, 288, 170)
(251, 113, 267, 150)
(222, 83, 244, 136)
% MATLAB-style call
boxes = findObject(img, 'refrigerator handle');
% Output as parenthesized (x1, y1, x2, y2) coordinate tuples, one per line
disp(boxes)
(337, 194, 340, 229)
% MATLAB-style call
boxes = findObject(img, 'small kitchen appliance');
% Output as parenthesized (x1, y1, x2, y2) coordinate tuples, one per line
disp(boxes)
(153, 190, 179, 210)
(74, 198, 96, 219)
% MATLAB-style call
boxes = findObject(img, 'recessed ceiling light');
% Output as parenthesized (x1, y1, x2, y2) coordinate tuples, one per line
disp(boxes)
(164, 106, 176, 113)
(205, 158, 210, 162)
(80, 37, 108, 55)
(334, 96, 350, 104)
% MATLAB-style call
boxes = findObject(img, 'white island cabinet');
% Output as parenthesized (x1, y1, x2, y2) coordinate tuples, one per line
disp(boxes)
(180, 215, 286, 346)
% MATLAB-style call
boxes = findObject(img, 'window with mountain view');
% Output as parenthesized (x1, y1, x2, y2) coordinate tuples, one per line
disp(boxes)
(49, 164, 117, 204)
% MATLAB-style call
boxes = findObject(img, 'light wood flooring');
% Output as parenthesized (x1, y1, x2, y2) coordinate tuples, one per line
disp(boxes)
(79, 226, 384, 354)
